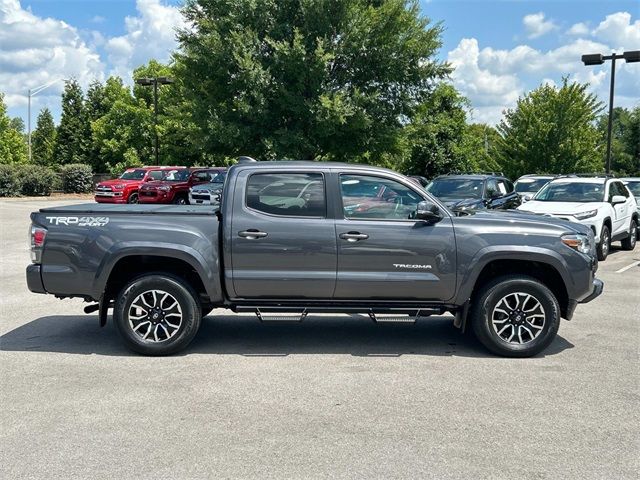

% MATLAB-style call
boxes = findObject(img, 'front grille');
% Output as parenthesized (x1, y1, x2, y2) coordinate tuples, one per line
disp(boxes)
(140, 190, 157, 197)
(96, 186, 113, 192)
(191, 193, 210, 201)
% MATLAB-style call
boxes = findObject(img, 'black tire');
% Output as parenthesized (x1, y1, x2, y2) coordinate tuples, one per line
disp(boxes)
(596, 225, 610, 261)
(127, 192, 139, 204)
(620, 219, 637, 251)
(113, 274, 202, 355)
(470, 275, 560, 358)
(173, 195, 188, 205)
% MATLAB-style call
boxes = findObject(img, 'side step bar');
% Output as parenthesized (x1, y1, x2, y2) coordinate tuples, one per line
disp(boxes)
(245, 307, 442, 323)
(256, 309, 308, 322)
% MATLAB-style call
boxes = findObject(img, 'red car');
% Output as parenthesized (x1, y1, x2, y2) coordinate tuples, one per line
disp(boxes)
(138, 168, 225, 205)
(94, 166, 183, 204)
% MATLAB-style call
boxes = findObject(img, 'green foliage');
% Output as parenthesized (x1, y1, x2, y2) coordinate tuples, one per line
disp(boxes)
(59, 163, 93, 193)
(0, 93, 28, 164)
(0, 164, 23, 196)
(597, 106, 640, 175)
(402, 83, 470, 177)
(32, 108, 56, 166)
(497, 79, 604, 179)
(53, 79, 91, 165)
(458, 123, 503, 173)
(20, 165, 57, 196)
(176, 0, 450, 163)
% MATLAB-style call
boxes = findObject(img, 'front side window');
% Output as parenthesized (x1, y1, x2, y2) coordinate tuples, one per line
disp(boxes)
(485, 179, 500, 198)
(147, 170, 164, 180)
(341, 175, 423, 220)
(246, 173, 326, 217)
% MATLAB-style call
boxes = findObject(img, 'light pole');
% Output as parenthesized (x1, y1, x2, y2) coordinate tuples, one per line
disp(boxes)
(581, 50, 640, 173)
(135, 76, 175, 164)
(27, 79, 63, 162)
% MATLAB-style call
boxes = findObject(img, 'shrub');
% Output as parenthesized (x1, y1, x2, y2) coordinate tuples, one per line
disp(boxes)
(21, 166, 57, 196)
(59, 163, 93, 193)
(0, 164, 22, 197)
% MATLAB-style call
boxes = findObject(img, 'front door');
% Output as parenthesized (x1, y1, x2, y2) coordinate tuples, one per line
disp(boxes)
(230, 171, 337, 299)
(333, 173, 457, 301)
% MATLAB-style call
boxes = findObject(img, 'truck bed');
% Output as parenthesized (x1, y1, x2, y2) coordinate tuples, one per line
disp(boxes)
(39, 203, 219, 215)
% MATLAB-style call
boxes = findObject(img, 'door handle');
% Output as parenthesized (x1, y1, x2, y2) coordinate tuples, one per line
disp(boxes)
(238, 229, 268, 239)
(339, 231, 369, 242)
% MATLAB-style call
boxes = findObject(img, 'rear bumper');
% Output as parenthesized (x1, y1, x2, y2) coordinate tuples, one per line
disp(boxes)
(579, 279, 604, 304)
(26, 264, 46, 294)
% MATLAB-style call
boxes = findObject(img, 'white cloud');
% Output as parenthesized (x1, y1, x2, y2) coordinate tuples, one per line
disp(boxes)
(105, 0, 186, 80)
(523, 12, 557, 39)
(448, 16, 640, 125)
(591, 12, 640, 50)
(0, 0, 104, 120)
(567, 22, 589, 36)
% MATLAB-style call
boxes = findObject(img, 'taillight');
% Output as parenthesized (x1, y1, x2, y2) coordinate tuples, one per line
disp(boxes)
(29, 225, 47, 263)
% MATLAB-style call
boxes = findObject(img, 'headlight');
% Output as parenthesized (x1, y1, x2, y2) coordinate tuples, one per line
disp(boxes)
(573, 209, 597, 220)
(561, 234, 592, 255)
(158, 185, 171, 192)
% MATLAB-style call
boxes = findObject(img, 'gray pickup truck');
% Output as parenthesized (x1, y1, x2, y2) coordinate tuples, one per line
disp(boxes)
(27, 161, 603, 357)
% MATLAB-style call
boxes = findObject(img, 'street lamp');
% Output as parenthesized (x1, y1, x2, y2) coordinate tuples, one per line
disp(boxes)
(135, 76, 175, 164)
(581, 50, 640, 173)
(27, 79, 63, 162)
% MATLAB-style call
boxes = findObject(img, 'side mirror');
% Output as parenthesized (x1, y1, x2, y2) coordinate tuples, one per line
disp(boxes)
(415, 201, 443, 224)
(611, 195, 626, 204)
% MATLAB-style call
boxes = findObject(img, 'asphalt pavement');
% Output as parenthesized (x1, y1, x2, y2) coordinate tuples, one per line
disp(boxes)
(1, 198, 638, 479)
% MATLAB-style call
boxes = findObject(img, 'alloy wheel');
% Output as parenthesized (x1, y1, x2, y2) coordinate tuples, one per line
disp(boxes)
(128, 289, 183, 342)
(491, 292, 546, 345)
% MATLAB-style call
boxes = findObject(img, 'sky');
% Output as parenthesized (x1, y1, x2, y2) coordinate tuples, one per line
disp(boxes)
(1, 0, 639, 128)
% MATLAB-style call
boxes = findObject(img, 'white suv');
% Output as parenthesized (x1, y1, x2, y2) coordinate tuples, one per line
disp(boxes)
(517, 176, 638, 260)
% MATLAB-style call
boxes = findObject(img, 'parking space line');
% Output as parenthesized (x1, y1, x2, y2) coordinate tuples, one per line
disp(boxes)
(615, 261, 640, 274)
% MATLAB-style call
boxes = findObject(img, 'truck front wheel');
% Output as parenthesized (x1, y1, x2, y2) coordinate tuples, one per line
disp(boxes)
(113, 274, 202, 355)
(470, 275, 560, 357)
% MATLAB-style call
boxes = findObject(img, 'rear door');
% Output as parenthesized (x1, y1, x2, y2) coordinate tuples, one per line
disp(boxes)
(229, 171, 337, 299)
(333, 173, 456, 301)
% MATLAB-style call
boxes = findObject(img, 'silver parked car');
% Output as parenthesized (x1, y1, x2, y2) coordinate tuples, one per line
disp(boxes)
(188, 170, 227, 205)
(514, 174, 556, 202)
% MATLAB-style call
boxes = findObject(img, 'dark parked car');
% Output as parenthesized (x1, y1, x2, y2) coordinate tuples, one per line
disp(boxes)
(27, 161, 602, 358)
(407, 175, 429, 188)
(426, 173, 521, 212)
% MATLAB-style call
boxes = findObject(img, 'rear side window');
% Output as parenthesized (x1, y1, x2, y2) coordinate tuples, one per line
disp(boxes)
(246, 173, 326, 217)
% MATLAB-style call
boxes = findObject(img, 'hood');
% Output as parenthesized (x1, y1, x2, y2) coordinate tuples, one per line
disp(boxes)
(458, 209, 592, 236)
(441, 197, 486, 210)
(191, 182, 224, 192)
(517, 200, 598, 215)
(98, 178, 139, 186)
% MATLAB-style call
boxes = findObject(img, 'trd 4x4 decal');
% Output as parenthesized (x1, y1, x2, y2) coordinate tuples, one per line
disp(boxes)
(45, 216, 110, 227)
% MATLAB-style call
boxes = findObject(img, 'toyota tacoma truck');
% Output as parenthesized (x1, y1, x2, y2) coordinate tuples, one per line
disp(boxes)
(26, 161, 603, 357)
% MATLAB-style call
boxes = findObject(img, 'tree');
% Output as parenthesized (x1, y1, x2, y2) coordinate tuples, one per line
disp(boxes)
(0, 93, 27, 164)
(496, 79, 604, 179)
(53, 79, 91, 166)
(176, 0, 450, 164)
(458, 123, 503, 174)
(31, 108, 56, 166)
(597, 106, 640, 175)
(9, 117, 25, 133)
(402, 83, 471, 177)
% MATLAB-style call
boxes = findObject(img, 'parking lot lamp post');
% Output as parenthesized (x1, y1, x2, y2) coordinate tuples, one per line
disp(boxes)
(135, 76, 175, 164)
(27, 79, 63, 162)
(581, 50, 640, 174)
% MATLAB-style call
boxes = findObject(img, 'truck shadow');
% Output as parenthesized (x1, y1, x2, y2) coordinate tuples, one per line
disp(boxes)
(0, 314, 574, 358)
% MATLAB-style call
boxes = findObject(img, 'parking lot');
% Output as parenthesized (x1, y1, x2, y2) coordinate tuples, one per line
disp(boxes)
(1, 198, 638, 479)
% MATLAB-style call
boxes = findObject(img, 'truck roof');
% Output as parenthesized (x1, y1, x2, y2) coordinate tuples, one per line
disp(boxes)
(229, 160, 398, 175)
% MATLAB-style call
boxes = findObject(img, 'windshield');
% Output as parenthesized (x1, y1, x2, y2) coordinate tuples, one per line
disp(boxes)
(625, 181, 640, 196)
(119, 169, 146, 180)
(426, 178, 484, 199)
(534, 182, 605, 202)
(161, 169, 191, 181)
(515, 178, 551, 193)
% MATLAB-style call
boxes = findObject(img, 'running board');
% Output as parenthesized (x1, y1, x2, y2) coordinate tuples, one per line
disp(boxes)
(369, 312, 416, 323)
(256, 309, 307, 322)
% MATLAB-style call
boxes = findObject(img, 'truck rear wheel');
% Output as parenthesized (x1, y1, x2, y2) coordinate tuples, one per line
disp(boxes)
(470, 275, 560, 357)
(113, 274, 202, 355)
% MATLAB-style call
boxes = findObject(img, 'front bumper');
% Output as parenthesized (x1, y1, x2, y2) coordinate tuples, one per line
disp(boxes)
(579, 278, 604, 304)
(139, 190, 171, 203)
(26, 264, 46, 294)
